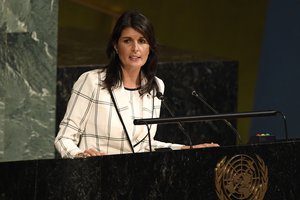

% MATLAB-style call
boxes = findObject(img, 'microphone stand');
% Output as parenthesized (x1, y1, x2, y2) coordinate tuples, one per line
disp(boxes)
(145, 122, 152, 152)
(157, 92, 193, 149)
(134, 110, 289, 141)
(161, 99, 193, 149)
(192, 90, 242, 144)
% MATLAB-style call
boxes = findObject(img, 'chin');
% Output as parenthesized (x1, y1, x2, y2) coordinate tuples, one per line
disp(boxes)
(130, 63, 145, 68)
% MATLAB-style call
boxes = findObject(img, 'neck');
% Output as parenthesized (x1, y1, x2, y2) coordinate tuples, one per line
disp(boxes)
(122, 68, 141, 89)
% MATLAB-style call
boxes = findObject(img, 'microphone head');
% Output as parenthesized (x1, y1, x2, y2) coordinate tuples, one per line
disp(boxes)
(156, 92, 164, 100)
(191, 90, 197, 96)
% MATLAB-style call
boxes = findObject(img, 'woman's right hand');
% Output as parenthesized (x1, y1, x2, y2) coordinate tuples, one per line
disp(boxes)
(75, 148, 106, 158)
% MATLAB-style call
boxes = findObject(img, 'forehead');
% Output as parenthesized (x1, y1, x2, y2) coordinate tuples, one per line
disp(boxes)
(120, 27, 145, 38)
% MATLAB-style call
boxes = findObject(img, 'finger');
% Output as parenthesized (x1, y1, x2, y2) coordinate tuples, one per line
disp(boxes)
(84, 149, 105, 157)
(95, 151, 106, 156)
(89, 149, 106, 156)
(101, 153, 107, 156)
(193, 143, 219, 148)
(205, 143, 220, 147)
(84, 149, 97, 156)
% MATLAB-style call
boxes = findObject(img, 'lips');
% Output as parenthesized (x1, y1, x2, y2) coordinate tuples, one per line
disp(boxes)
(129, 55, 141, 61)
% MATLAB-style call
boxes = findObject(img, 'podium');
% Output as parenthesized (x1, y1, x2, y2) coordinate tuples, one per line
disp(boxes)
(0, 141, 299, 199)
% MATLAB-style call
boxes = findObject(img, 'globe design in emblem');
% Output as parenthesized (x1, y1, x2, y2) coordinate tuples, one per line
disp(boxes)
(215, 154, 268, 200)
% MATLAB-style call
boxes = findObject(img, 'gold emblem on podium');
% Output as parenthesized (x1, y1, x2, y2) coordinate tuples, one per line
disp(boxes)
(215, 154, 268, 200)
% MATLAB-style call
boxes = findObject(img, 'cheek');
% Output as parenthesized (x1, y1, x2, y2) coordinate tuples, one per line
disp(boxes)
(117, 49, 128, 61)
(117, 47, 127, 55)
(144, 48, 150, 57)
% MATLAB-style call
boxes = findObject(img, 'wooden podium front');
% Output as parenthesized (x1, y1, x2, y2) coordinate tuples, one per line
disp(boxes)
(0, 141, 299, 199)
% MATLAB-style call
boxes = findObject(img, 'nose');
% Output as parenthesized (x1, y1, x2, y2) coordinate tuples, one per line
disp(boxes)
(132, 41, 139, 52)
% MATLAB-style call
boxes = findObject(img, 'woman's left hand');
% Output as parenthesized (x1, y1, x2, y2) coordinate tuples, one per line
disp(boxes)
(181, 143, 219, 150)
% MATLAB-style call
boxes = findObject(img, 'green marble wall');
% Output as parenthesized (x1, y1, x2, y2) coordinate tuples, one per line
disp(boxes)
(0, 1, 58, 161)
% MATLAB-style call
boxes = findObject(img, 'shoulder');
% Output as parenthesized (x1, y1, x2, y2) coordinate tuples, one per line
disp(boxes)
(73, 68, 106, 91)
(78, 68, 105, 81)
(75, 69, 105, 86)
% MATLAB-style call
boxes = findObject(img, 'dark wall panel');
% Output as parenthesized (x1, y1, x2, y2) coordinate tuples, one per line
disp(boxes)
(252, 0, 300, 140)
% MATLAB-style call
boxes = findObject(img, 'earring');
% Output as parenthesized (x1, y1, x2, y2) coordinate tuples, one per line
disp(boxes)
(115, 49, 118, 54)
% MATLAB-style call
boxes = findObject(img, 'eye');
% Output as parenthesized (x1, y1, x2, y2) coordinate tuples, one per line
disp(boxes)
(122, 39, 132, 44)
(139, 38, 148, 44)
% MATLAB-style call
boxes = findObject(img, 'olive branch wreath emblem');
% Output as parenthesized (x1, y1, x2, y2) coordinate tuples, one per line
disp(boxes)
(215, 154, 268, 200)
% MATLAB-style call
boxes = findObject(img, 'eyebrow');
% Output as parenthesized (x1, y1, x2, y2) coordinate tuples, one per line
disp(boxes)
(119, 36, 146, 39)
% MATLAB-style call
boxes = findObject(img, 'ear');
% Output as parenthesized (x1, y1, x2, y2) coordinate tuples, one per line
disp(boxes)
(113, 44, 118, 54)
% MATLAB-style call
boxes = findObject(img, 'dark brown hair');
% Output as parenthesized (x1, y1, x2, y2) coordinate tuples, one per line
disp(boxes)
(102, 10, 158, 95)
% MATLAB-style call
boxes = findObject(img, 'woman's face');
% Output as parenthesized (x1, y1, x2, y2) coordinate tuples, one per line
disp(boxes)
(115, 27, 150, 72)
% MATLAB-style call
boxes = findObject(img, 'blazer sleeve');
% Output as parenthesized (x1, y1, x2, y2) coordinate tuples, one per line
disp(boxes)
(54, 70, 98, 158)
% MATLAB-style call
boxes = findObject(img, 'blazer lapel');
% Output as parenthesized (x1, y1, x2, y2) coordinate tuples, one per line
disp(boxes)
(132, 91, 155, 144)
(111, 86, 133, 140)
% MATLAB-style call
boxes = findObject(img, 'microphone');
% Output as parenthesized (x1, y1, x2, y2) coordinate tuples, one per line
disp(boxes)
(156, 92, 164, 100)
(156, 92, 193, 149)
(191, 90, 242, 144)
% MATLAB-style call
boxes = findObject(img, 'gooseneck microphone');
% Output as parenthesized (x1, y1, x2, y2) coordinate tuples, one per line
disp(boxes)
(157, 92, 193, 149)
(191, 90, 242, 144)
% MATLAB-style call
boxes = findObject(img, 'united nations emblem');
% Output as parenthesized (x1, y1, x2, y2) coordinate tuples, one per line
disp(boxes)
(215, 154, 268, 200)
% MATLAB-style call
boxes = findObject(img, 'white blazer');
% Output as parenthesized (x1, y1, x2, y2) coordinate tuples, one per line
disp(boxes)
(55, 69, 182, 158)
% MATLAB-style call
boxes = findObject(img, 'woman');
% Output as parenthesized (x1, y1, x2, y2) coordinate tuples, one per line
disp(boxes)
(55, 10, 218, 158)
